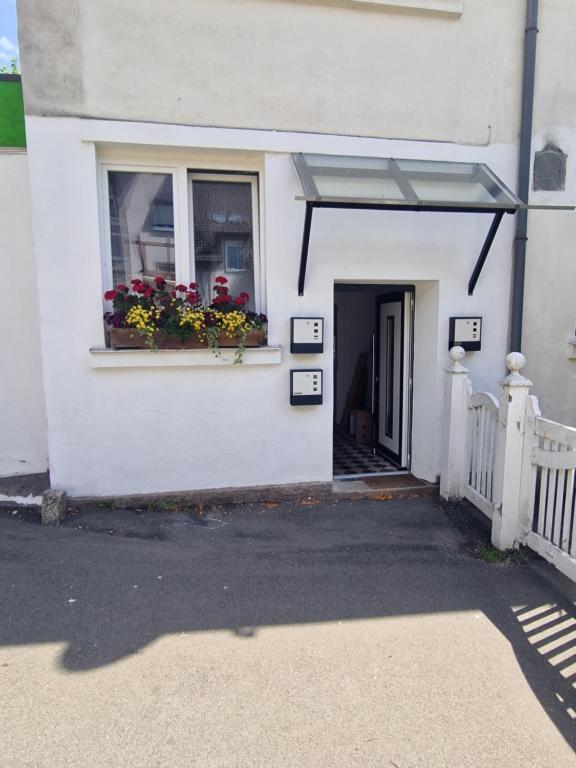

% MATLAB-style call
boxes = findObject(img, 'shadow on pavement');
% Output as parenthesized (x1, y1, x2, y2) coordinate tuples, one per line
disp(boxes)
(1, 495, 575, 750)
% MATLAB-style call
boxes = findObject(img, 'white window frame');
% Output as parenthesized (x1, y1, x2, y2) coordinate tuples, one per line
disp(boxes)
(188, 172, 262, 310)
(99, 164, 263, 312)
(99, 163, 184, 294)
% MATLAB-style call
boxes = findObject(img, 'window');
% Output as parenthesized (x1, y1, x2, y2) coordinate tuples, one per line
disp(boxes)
(107, 170, 175, 287)
(189, 175, 257, 311)
(225, 241, 249, 272)
(102, 166, 261, 312)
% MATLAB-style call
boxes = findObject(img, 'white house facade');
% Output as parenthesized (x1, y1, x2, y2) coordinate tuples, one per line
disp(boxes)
(4, 0, 574, 498)
(0, 75, 47, 484)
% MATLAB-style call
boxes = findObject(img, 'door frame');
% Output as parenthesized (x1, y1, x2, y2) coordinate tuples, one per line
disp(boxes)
(333, 282, 415, 472)
(374, 287, 415, 469)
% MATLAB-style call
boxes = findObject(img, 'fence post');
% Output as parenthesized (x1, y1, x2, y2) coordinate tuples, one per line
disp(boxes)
(517, 395, 541, 543)
(440, 346, 470, 502)
(491, 352, 532, 550)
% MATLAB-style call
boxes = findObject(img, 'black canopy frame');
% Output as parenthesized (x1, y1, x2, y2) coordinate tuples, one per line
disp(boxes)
(292, 153, 521, 296)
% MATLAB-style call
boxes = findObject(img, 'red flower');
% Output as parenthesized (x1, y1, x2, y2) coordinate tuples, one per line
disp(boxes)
(169, 290, 177, 298)
(187, 291, 199, 304)
(235, 297, 245, 306)
(214, 276, 228, 285)
(134, 283, 147, 294)
(213, 294, 232, 305)
(215, 286, 229, 295)
(154, 276, 166, 287)
(143, 287, 154, 298)
(116, 284, 129, 293)
(239, 292, 250, 301)
(131, 279, 143, 286)
(189, 282, 198, 289)
(104, 290, 117, 301)
(175, 284, 187, 292)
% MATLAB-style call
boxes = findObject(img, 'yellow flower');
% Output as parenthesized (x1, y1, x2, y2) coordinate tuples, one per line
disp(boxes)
(177, 307, 206, 335)
(125, 306, 156, 336)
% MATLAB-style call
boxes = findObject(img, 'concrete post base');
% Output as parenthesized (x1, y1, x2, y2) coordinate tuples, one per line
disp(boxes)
(41, 490, 67, 525)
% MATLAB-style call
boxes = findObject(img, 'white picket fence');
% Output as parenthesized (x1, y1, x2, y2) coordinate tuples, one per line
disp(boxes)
(524, 410, 576, 580)
(464, 391, 499, 519)
(441, 347, 576, 584)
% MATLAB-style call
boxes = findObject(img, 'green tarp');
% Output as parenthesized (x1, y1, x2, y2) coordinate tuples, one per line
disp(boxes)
(0, 76, 26, 148)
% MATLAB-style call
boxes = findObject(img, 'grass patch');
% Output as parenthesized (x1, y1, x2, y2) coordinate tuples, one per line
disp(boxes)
(477, 544, 528, 564)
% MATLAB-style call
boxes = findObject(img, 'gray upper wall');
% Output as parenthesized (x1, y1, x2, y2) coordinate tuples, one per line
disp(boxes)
(18, 0, 526, 144)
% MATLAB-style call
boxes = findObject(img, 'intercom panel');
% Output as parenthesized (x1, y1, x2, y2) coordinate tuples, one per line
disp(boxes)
(449, 316, 482, 351)
(291, 317, 324, 354)
(290, 369, 323, 406)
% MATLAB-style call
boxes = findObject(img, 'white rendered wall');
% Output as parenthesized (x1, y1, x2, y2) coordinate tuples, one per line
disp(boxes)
(518, 0, 576, 427)
(19, 0, 522, 146)
(0, 151, 48, 476)
(25, 116, 516, 496)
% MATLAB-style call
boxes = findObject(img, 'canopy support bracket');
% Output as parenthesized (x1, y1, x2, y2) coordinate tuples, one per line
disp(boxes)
(297, 203, 510, 297)
(298, 202, 314, 296)
(467, 210, 505, 295)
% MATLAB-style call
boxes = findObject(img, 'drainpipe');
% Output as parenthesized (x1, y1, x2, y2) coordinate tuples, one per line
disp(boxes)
(510, 0, 539, 352)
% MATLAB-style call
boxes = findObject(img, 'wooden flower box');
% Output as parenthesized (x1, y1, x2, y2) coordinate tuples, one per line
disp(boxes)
(108, 327, 267, 350)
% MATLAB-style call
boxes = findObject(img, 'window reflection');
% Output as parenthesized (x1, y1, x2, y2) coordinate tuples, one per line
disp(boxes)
(191, 180, 255, 310)
(108, 171, 175, 287)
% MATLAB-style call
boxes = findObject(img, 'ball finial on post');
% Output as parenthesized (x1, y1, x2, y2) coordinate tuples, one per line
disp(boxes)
(448, 345, 467, 372)
(506, 352, 526, 373)
(503, 351, 531, 386)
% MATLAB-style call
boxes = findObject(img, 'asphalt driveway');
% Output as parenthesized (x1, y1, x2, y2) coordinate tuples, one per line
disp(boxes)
(1, 495, 575, 767)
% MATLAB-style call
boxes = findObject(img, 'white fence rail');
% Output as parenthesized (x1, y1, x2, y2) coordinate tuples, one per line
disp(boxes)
(525, 414, 576, 582)
(441, 347, 576, 585)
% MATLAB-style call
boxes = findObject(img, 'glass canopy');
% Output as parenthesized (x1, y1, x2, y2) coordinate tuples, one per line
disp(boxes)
(292, 153, 522, 211)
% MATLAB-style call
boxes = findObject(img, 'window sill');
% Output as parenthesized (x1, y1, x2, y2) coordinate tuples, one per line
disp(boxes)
(89, 346, 283, 368)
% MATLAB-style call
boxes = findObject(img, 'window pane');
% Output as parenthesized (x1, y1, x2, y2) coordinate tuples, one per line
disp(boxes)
(108, 171, 175, 287)
(191, 180, 255, 310)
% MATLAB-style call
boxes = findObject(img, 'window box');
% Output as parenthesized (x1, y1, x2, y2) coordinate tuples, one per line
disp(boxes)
(109, 327, 267, 350)
(103, 274, 268, 363)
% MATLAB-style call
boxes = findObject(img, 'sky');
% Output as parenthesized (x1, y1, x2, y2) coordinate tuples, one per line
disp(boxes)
(0, 0, 19, 68)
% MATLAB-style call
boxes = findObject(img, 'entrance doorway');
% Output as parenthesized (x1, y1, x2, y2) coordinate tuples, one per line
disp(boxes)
(333, 284, 414, 479)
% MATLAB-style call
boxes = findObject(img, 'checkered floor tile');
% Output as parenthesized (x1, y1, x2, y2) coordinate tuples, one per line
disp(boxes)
(333, 427, 398, 476)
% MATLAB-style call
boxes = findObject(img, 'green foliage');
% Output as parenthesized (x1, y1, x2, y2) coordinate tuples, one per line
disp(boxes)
(0, 58, 20, 75)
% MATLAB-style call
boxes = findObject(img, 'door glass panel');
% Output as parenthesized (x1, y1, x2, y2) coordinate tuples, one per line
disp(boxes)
(108, 171, 175, 287)
(385, 315, 395, 438)
(191, 180, 255, 310)
(378, 299, 403, 461)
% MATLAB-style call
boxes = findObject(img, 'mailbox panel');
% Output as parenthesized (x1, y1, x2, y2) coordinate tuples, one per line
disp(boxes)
(291, 317, 324, 353)
(290, 369, 323, 406)
(449, 316, 482, 351)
